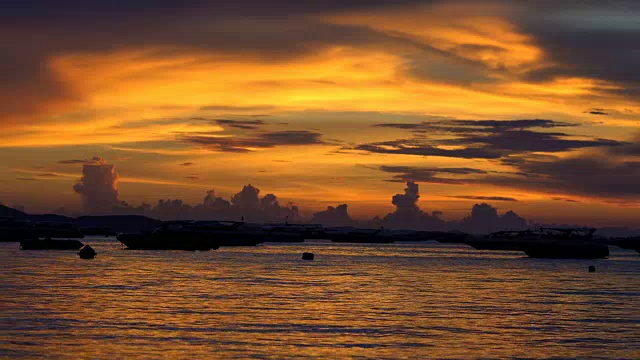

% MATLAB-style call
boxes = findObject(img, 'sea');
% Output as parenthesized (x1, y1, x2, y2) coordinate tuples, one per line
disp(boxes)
(1, 238, 639, 359)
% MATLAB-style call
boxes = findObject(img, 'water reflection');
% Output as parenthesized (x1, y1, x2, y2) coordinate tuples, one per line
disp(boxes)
(1, 239, 639, 358)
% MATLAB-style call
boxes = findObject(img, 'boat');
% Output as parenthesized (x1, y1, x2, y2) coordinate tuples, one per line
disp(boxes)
(430, 231, 469, 243)
(117, 230, 218, 251)
(20, 238, 85, 250)
(185, 221, 264, 246)
(467, 228, 609, 259)
(327, 228, 394, 244)
(520, 242, 609, 259)
(80, 227, 118, 237)
(116, 221, 262, 250)
(257, 223, 325, 242)
(117, 221, 220, 250)
(32, 221, 84, 239)
(610, 237, 640, 254)
(0, 218, 35, 242)
(392, 230, 469, 242)
(465, 231, 533, 250)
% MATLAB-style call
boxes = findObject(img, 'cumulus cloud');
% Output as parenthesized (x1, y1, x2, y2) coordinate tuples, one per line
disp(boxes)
(72, 157, 120, 214)
(311, 204, 354, 227)
(147, 185, 298, 222)
(455, 203, 527, 234)
(373, 181, 446, 230)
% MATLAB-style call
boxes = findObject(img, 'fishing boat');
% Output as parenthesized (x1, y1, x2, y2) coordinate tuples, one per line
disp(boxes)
(117, 221, 262, 250)
(117, 224, 218, 251)
(20, 238, 85, 250)
(610, 237, 640, 254)
(430, 231, 469, 243)
(0, 218, 34, 242)
(465, 230, 535, 250)
(327, 227, 394, 244)
(258, 223, 325, 242)
(467, 228, 609, 259)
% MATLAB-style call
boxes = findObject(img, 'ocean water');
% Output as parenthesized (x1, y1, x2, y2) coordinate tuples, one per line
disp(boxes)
(1, 238, 639, 359)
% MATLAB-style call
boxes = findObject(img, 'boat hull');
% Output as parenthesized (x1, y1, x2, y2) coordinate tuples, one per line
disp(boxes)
(521, 243, 609, 259)
(20, 239, 85, 250)
(329, 234, 394, 244)
(464, 240, 523, 251)
(117, 233, 218, 251)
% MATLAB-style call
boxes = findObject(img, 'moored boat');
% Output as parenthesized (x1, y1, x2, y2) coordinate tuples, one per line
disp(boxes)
(465, 231, 530, 250)
(116, 220, 264, 250)
(20, 238, 85, 250)
(80, 227, 118, 237)
(610, 237, 640, 254)
(466, 228, 609, 259)
(327, 228, 394, 244)
(520, 242, 609, 259)
(257, 223, 324, 242)
(0, 219, 34, 242)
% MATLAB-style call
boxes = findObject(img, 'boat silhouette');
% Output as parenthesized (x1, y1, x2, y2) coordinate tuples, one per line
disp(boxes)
(466, 228, 609, 259)
(327, 227, 394, 244)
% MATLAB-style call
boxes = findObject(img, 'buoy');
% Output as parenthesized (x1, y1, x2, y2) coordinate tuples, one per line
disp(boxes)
(302, 252, 314, 260)
(588, 265, 596, 272)
(78, 245, 97, 259)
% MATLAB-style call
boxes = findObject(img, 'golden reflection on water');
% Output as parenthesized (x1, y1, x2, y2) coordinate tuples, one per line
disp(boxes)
(1, 239, 639, 359)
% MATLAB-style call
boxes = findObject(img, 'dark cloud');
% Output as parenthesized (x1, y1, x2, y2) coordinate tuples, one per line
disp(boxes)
(379, 165, 486, 184)
(354, 140, 503, 159)
(501, 156, 640, 199)
(181, 130, 325, 152)
(516, 2, 640, 99)
(368, 130, 639, 203)
(354, 119, 622, 159)
(180, 162, 195, 166)
(551, 197, 580, 203)
(374, 119, 571, 133)
(36, 173, 58, 177)
(59, 159, 90, 165)
(0, 1, 437, 120)
(441, 130, 621, 153)
(201, 105, 277, 112)
(585, 108, 609, 116)
(185, 176, 199, 180)
(215, 119, 267, 130)
(448, 196, 518, 202)
(609, 134, 640, 156)
(59, 157, 106, 165)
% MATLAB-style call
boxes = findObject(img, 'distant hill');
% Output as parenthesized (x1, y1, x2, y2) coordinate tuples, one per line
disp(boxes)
(0, 205, 161, 233)
(27, 214, 76, 223)
(0, 204, 28, 219)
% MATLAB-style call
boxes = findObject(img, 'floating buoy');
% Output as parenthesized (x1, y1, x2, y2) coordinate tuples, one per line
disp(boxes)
(302, 252, 314, 260)
(588, 265, 596, 272)
(78, 245, 97, 259)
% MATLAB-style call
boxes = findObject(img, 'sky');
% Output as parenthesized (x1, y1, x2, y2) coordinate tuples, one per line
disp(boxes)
(1, 0, 639, 226)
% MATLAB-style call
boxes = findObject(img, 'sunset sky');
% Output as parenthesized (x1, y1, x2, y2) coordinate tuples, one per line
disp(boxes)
(1, 1, 639, 226)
